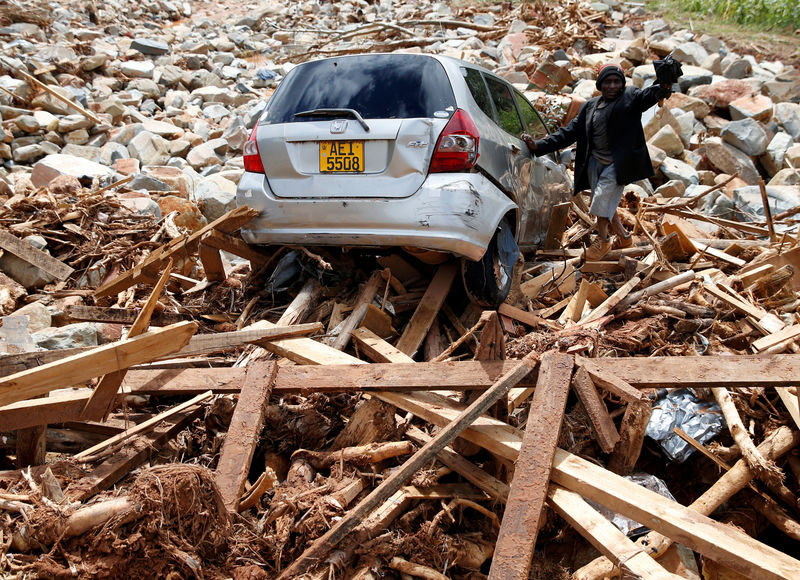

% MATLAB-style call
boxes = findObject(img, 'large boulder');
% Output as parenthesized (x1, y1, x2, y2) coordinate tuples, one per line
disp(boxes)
(30, 153, 117, 188)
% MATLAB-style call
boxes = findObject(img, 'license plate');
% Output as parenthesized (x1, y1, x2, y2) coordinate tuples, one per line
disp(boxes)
(319, 140, 364, 173)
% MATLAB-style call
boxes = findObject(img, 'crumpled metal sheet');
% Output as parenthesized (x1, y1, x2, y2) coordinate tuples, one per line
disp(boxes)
(591, 473, 676, 537)
(646, 388, 725, 463)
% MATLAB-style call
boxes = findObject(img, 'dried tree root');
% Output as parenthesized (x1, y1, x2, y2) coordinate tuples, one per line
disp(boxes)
(712, 386, 784, 488)
(292, 441, 415, 470)
(573, 426, 799, 580)
(389, 556, 449, 580)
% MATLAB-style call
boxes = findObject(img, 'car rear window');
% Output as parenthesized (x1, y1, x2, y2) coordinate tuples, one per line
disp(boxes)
(261, 55, 457, 124)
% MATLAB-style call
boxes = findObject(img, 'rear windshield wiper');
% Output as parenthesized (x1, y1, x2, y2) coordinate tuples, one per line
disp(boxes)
(294, 108, 371, 133)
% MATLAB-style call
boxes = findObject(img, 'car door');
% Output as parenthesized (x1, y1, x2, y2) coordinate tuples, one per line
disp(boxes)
(512, 88, 572, 250)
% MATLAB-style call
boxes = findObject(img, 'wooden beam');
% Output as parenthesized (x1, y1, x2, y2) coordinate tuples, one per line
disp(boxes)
(577, 359, 646, 403)
(608, 400, 652, 475)
(199, 242, 226, 282)
(65, 406, 203, 502)
(395, 261, 457, 357)
(571, 366, 619, 453)
(199, 229, 274, 266)
(490, 352, 573, 580)
(548, 485, 684, 580)
(64, 305, 189, 326)
(352, 327, 414, 363)
(215, 361, 277, 512)
(330, 269, 385, 351)
(167, 323, 325, 359)
(0, 230, 73, 280)
(244, 319, 363, 366)
(82, 259, 174, 420)
(580, 275, 641, 324)
(0, 391, 90, 431)
(381, 390, 800, 580)
(498, 303, 542, 328)
(0, 322, 197, 408)
(544, 201, 571, 250)
(275, 350, 540, 580)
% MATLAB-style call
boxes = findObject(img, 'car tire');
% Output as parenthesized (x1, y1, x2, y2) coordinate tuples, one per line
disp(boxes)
(461, 217, 519, 308)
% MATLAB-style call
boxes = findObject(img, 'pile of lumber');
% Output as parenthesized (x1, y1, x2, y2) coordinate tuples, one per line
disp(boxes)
(1, 191, 800, 578)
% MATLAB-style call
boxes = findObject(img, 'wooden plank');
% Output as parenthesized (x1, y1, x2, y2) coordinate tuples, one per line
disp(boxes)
(0, 391, 90, 431)
(65, 406, 203, 502)
(0, 322, 197, 407)
(577, 359, 646, 403)
(490, 352, 573, 580)
(559, 278, 589, 324)
(497, 303, 542, 328)
(75, 391, 213, 460)
(738, 246, 800, 292)
(395, 261, 457, 357)
(520, 260, 578, 299)
(94, 206, 259, 297)
(243, 319, 363, 366)
(0, 230, 74, 280)
(690, 240, 747, 267)
(0, 347, 91, 378)
(215, 361, 277, 512)
(167, 323, 324, 358)
(751, 325, 800, 353)
(703, 282, 767, 320)
(544, 201, 570, 250)
(276, 350, 541, 580)
(82, 259, 174, 420)
(548, 485, 684, 580)
(199, 242, 226, 282)
(580, 276, 641, 324)
(381, 390, 800, 580)
(571, 366, 619, 453)
(775, 388, 800, 430)
(608, 400, 652, 474)
(64, 305, 189, 326)
(199, 229, 273, 266)
(352, 327, 414, 363)
(331, 269, 385, 351)
(15, 423, 45, 467)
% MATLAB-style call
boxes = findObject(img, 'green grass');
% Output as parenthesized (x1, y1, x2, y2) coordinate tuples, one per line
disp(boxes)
(648, 0, 799, 29)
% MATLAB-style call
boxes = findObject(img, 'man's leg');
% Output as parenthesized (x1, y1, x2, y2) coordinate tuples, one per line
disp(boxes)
(610, 211, 632, 248)
(596, 217, 611, 241)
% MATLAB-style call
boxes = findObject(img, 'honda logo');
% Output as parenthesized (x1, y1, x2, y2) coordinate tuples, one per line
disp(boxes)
(330, 120, 347, 134)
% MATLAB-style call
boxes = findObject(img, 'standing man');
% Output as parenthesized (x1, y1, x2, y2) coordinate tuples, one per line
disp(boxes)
(522, 63, 674, 260)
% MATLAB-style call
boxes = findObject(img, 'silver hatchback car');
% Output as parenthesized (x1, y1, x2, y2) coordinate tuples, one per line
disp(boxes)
(237, 53, 571, 306)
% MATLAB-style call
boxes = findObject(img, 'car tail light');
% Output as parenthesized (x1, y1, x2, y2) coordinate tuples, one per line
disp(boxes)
(243, 124, 265, 174)
(429, 109, 479, 173)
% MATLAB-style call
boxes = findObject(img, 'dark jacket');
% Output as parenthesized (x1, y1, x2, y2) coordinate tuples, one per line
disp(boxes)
(533, 84, 671, 195)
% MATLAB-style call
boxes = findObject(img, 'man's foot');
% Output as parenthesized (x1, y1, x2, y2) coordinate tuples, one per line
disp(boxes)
(585, 237, 612, 261)
(613, 233, 633, 250)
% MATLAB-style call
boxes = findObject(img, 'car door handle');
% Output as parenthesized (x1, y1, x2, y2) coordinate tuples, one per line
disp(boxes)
(509, 143, 521, 154)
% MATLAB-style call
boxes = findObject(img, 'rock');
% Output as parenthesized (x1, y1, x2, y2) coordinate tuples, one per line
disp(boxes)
(32, 322, 99, 350)
(720, 118, 769, 156)
(654, 179, 686, 198)
(787, 144, 800, 167)
(733, 185, 800, 221)
(128, 131, 171, 166)
(100, 142, 132, 166)
(649, 125, 683, 156)
(192, 173, 237, 221)
(157, 195, 207, 232)
(186, 138, 227, 169)
(775, 103, 800, 140)
(15, 115, 40, 133)
(0, 235, 56, 289)
(120, 60, 155, 79)
(722, 59, 751, 79)
(113, 157, 141, 175)
(119, 191, 162, 218)
(31, 153, 117, 187)
(690, 79, 754, 111)
(128, 173, 172, 192)
(700, 137, 760, 185)
(0, 272, 26, 316)
(729, 94, 773, 122)
(143, 166, 194, 196)
(30, 85, 77, 115)
(660, 157, 699, 185)
(769, 169, 800, 186)
(82, 53, 107, 71)
(47, 174, 82, 197)
(57, 115, 93, 133)
(671, 42, 708, 67)
(12, 144, 47, 163)
(131, 37, 170, 56)
(12, 301, 52, 333)
(142, 119, 184, 139)
(676, 65, 713, 92)
(763, 79, 800, 103)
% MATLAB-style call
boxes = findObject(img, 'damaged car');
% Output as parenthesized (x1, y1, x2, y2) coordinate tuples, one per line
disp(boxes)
(236, 53, 572, 306)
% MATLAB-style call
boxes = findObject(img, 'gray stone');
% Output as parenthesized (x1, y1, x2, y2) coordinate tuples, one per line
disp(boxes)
(720, 118, 769, 156)
(12, 301, 52, 333)
(775, 103, 800, 140)
(723, 59, 751, 79)
(57, 115, 93, 133)
(61, 144, 103, 163)
(671, 42, 708, 67)
(733, 185, 800, 221)
(82, 53, 107, 71)
(0, 235, 56, 289)
(120, 60, 155, 79)
(12, 144, 45, 163)
(660, 157, 699, 185)
(31, 153, 117, 187)
(128, 174, 171, 192)
(222, 116, 249, 151)
(118, 192, 162, 218)
(127, 78, 161, 99)
(700, 137, 760, 185)
(32, 322, 98, 350)
(131, 37, 170, 56)
(65, 129, 90, 145)
(769, 168, 800, 186)
(128, 131, 170, 166)
(142, 119, 184, 139)
(186, 138, 228, 169)
(677, 65, 713, 92)
(202, 103, 230, 123)
(192, 173, 237, 221)
(15, 115, 40, 133)
(649, 125, 683, 156)
(100, 142, 131, 166)
(654, 179, 686, 198)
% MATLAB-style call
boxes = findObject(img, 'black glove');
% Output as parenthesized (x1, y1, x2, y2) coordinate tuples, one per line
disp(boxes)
(654, 54, 683, 86)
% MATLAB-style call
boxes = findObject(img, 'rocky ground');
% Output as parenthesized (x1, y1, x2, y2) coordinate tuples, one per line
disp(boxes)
(1, 0, 800, 578)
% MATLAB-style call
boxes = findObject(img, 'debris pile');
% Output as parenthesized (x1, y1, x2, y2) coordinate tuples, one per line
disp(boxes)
(1, 0, 800, 578)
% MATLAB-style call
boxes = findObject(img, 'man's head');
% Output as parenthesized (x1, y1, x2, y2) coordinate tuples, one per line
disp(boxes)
(596, 64, 625, 101)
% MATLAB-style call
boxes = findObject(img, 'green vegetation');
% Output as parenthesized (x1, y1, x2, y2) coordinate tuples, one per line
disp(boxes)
(652, 0, 799, 29)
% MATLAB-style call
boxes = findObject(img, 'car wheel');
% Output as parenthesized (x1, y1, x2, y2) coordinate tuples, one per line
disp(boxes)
(461, 218, 519, 308)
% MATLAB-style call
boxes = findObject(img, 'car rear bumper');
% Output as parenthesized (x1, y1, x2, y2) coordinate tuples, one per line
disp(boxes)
(236, 172, 517, 261)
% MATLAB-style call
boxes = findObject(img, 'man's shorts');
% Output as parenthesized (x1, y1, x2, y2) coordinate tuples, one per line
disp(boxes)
(588, 157, 624, 221)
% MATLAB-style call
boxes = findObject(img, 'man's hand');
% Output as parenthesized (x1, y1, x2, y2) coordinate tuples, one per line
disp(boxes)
(521, 133, 537, 151)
